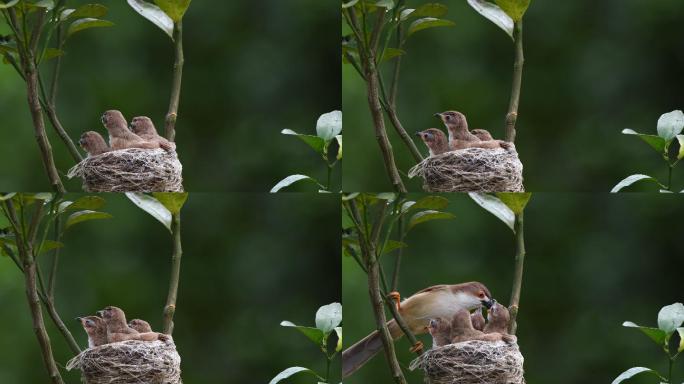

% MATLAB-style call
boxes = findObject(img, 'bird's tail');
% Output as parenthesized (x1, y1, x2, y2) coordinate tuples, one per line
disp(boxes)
(342, 319, 402, 379)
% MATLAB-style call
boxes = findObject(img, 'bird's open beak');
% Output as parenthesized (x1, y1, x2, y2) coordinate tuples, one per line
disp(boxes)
(75, 317, 82, 322)
(434, 113, 442, 118)
(415, 131, 422, 137)
(482, 298, 494, 309)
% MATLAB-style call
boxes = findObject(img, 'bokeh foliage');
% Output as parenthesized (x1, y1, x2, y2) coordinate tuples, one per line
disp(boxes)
(0, 193, 341, 383)
(0, 0, 340, 191)
(343, 193, 683, 383)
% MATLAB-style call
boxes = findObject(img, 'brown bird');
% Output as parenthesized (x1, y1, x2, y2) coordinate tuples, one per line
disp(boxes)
(450, 309, 514, 344)
(77, 316, 107, 348)
(79, 131, 111, 156)
(435, 111, 512, 151)
(427, 318, 454, 348)
(130, 116, 176, 152)
(484, 300, 511, 335)
(415, 128, 449, 156)
(101, 110, 171, 152)
(342, 282, 493, 378)
(99, 306, 169, 343)
(471, 129, 494, 141)
(471, 308, 486, 331)
(129, 319, 153, 333)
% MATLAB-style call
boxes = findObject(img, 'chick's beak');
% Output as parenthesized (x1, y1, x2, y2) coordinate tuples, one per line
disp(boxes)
(481, 298, 494, 309)
(434, 113, 442, 118)
(415, 131, 423, 137)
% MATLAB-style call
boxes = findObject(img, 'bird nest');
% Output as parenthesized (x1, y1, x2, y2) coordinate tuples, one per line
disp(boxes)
(67, 148, 183, 192)
(66, 340, 181, 384)
(409, 340, 525, 384)
(408, 147, 524, 192)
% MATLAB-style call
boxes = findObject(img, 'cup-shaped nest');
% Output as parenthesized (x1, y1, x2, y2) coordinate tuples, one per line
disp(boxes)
(66, 340, 181, 384)
(410, 340, 525, 384)
(409, 147, 524, 192)
(67, 148, 183, 192)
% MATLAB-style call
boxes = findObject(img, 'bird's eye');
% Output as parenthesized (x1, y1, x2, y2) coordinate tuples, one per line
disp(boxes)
(478, 292, 485, 298)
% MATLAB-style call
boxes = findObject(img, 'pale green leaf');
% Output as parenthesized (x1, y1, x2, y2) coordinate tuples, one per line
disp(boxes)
(466, 0, 514, 39)
(315, 302, 342, 334)
(270, 174, 322, 193)
(316, 110, 342, 141)
(409, 210, 455, 230)
(408, 17, 455, 36)
(125, 193, 172, 232)
(66, 4, 108, 20)
(657, 110, 684, 142)
(0, 0, 19, 9)
(281, 129, 326, 154)
(496, 193, 532, 214)
(623, 321, 667, 345)
(494, 0, 531, 22)
(611, 174, 662, 193)
(153, 0, 191, 22)
(127, 0, 174, 39)
(468, 193, 515, 231)
(67, 18, 114, 38)
(658, 303, 684, 334)
(611, 367, 665, 384)
(622, 128, 667, 153)
(280, 321, 325, 345)
(151, 192, 188, 214)
(65, 211, 112, 230)
(269, 367, 322, 384)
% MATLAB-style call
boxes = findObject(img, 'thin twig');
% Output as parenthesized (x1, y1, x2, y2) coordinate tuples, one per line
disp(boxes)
(165, 21, 184, 141)
(508, 212, 526, 335)
(505, 21, 524, 143)
(163, 212, 183, 335)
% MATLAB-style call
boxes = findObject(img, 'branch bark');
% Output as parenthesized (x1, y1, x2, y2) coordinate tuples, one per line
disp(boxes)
(508, 212, 526, 335)
(165, 21, 184, 142)
(505, 20, 524, 143)
(163, 212, 182, 335)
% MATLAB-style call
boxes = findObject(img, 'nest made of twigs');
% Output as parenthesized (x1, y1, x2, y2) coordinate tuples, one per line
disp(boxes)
(67, 148, 183, 192)
(66, 340, 181, 384)
(409, 340, 525, 384)
(408, 147, 524, 193)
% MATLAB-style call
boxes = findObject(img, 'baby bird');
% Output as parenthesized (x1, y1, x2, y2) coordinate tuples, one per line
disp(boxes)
(471, 308, 486, 331)
(129, 319, 153, 333)
(484, 300, 511, 335)
(450, 309, 515, 344)
(130, 116, 176, 152)
(100, 110, 171, 152)
(427, 318, 454, 348)
(471, 129, 494, 141)
(435, 111, 512, 151)
(79, 131, 111, 156)
(416, 128, 449, 156)
(99, 306, 169, 343)
(77, 316, 107, 348)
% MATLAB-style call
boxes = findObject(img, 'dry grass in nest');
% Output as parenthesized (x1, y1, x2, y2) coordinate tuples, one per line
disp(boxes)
(409, 147, 524, 193)
(410, 340, 525, 384)
(66, 339, 181, 384)
(67, 148, 183, 192)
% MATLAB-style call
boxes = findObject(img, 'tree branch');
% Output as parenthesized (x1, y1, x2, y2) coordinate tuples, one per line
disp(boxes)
(165, 21, 184, 141)
(508, 212, 526, 335)
(505, 20, 524, 143)
(163, 212, 182, 335)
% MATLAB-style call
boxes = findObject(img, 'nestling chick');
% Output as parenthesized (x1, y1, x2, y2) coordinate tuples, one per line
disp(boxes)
(450, 309, 514, 344)
(101, 110, 172, 152)
(79, 131, 111, 156)
(471, 129, 493, 141)
(471, 308, 486, 331)
(484, 300, 511, 335)
(130, 116, 176, 152)
(435, 111, 512, 151)
(427, 318, 453, 348)
(416, 128, 449, 156)
(77, 316, 107, 348)
(99, 306, 169, 343)
(129, 319, 152, 333)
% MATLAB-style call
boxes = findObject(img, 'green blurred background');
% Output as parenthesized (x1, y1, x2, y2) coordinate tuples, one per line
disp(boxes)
(343, 0, 684, 192)
(343, 193, 683, 383)
(0, 193, 341, 383)
(0, 0, 340, 192)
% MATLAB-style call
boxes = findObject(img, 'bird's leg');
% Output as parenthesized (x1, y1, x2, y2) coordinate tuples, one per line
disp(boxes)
(387, 291, 401, 311)
(409, 340, 424, 354)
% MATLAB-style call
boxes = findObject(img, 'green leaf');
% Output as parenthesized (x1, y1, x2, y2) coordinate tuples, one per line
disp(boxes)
(27, 0, 54, 10)
(611, 367, 665, 384)
(375, 0, 394, 9)
(153, 0, 191, 22)
(342, 0, 359, 9)
(316, 110, 342, 141)
(622, 128, 667, 153)
(127, 0, 174, 39)
(494, 0, 531, 22)
(315, 302, 342, 334)
(623, 321, 668, 345)
(269, 367, 322, 384)
(334, 327, 343, 352)
(381, 48, 406, 62)
(382, 240, 407, 255)
(496, 193, 532, 214)
(42, 48, 64, 61)
(61, 196, 106, 212)
(468, 193, 515, 232)
(408, 17, 455, 36)
(66, 4, 108, 20)
(152, 193, 188, 214)
(611, 174, 662, 193)
(677, 328, 684, 353)
(335, 135, 343, 160)
(38, 240, 64, 255)
(410, 196, 449, 211)
(412, 3, 449, 18)
(280, 321, 325, 345)
(0, 0, 19, 9)
(271, 174, 323, 193)
(65, 211, 112, 230)
(281, 129, 326, 154)
(67, 18, 114, 38)
(0, 193, 17, 201)
(125, 193, 172, 232)
(658, 303, 684, 334)
(408, 210, 455, 230)
(657, 110, 684, 142)
(466, 0, 514, 39)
